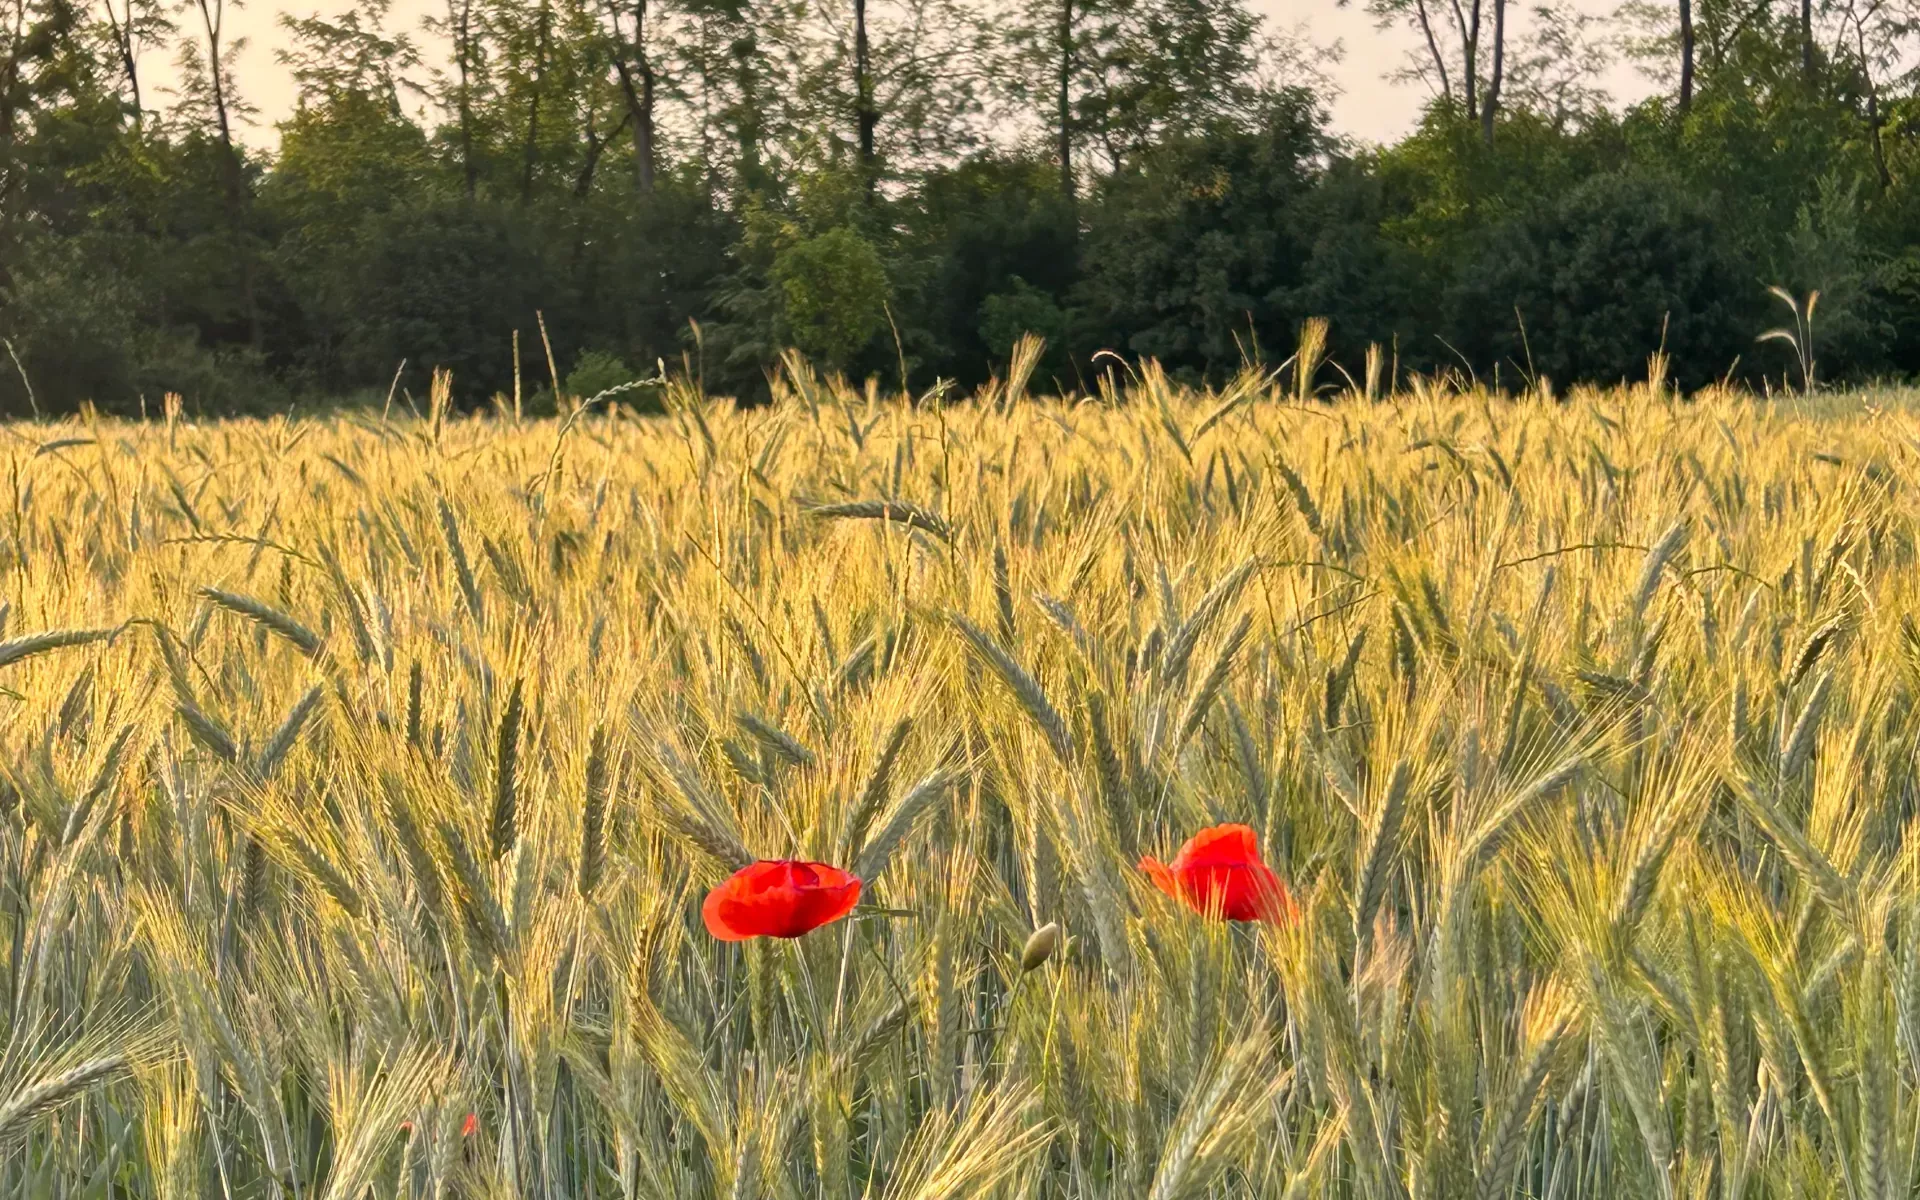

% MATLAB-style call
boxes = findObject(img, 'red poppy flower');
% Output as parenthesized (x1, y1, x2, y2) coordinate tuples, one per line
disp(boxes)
(701, 859, 863, 941)
(401, 1112, 477, 1137)
(1139, 824, 1293, 923)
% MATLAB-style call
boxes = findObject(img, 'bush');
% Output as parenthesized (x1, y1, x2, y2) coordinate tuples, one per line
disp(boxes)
(340, 199, 549, 403)
(772, 227, 890, 371)
(564, 349, 637, 399)
(1450, 171, 1751, 390)
(1073, 91, 1329, 379)
(899, 156, 1078, 385)
(979, 278, 1068, 361)
(563, 349, 663, 412)
(0, 236, 283, 416)
(0, 239, 143, 415)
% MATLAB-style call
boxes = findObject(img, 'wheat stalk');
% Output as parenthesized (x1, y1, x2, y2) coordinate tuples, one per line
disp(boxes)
(491, 679, 524, 860)
(0, 1057, 129, 1145)
(951, 614, 1075, 765)
(0, 627, 116, 672)
(199, 588, 323, 658)
(799, 498, 953, 543)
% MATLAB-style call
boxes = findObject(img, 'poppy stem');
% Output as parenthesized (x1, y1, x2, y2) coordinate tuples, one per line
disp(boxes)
(981, 972, 1028, 1073)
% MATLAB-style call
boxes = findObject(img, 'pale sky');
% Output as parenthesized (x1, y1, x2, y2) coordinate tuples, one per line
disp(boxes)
(147, 0, 1658, 149)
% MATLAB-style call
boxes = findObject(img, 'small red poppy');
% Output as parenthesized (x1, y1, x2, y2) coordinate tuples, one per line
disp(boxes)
(701, 859, 863, 941)
(401, 1112, 477, 1137)
(1139, 824, 1294, 923)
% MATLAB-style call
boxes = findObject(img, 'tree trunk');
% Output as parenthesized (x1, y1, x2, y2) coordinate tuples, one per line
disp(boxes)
(1852, 22, 1889, 187)
(1481, 0, 1504, 144)
(634, 0, 655, 193)
(1057, 0, 1073, 200)
(520, 0, 553, 204)
(1414, 0, 1452, 104)
(732, 32, 764, 192)
(606, 0, 656, 193)
(101, 0, 143, 121)
(1868, 90, 1889, 186)
(0, 10, 22, 285)
(1678, 0, 1694, 112)
(1452, 0, 1479, 119)
(452, 0, 476, 199)
(854, 0, 877, 195)
(575, 110, 630, 197)
(195, 0, 257, 347)
(1800, 0, 1814, 81)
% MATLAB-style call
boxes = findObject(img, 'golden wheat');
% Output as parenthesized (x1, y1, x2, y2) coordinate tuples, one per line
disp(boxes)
(3, 371, 1920, 1196)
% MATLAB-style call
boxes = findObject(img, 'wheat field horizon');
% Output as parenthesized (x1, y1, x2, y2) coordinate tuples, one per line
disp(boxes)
(1, 372, 1915, 1198)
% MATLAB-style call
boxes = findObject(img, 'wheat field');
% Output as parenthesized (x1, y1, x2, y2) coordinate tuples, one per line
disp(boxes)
(4, 362, 1920, 1198)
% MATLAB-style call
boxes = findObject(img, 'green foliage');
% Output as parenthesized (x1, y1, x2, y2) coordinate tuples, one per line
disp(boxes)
(1450, 171, 1750, 388)
(1075, 90, 1327, 377)
(340, 199, 548, 398)
(896, 155, 1077, 386)
(979, 278, 1068, 360)
(563, 348, 654, 409)
(14, 0, 1920, 407)
(772, 226, 891, 371)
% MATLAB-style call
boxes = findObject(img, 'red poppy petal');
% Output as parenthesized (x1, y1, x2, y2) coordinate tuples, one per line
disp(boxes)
(701, 874, 762, 941)
(1175, 823, 1262, 870)
(736, 859, 802, 894)
(1264, 873, 1299, 924)
(1196, 864, 1242, 920)
(1139, 856, 1180, 900)
(462, 1113, 478, 1137)
(1171, 862, 1232, 919)
(1248, 864, 1293, 923)
(789, 876, 862, 935)
(703, 861, 863, 940)
(802, 862, 860, 891)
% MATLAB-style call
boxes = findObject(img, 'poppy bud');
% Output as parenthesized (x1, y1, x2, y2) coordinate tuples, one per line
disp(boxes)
(1021, 922, 1062, 972)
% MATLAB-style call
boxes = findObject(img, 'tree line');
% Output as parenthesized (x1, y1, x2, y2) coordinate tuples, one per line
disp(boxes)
(2, 0, 1918, 412)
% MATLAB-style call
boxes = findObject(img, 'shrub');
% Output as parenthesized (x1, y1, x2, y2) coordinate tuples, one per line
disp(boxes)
(341, 199, 549, 403)
(1450, 171, 1751, 390)
(979, 278, 1068, 361)
(772, 227, 890, 371)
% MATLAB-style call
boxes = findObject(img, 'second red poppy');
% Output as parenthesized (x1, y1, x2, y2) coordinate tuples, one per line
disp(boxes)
(702, 859, 863, 941)
(1139, 823, 1294, 923)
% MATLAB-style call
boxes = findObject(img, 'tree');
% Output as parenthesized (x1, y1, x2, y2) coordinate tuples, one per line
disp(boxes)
(1002, 0, 1115, 200)
(1075, 90, 1328, 377)
(899, 153, 1077, 381)
(773, 224, 888, 366)
(3, 0, 67, 259)
(96, 0, 171, 119)
(1343, 0, 1505, 138)
(854, 0, 874, 193)
(172, 0, 260, 343)
(1480, 0, 1503, 141)
(276, 0, 418, 114)
(1450, 171, 1749, 388)
(1679, 0, 1694, 110)
(600, 0, 658, 191)
(425, 0, 483, 196)
(1075, 0, 1277, 164)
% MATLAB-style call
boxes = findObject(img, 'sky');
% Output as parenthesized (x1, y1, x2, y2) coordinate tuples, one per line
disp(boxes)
(147, 0, 1659, 150)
